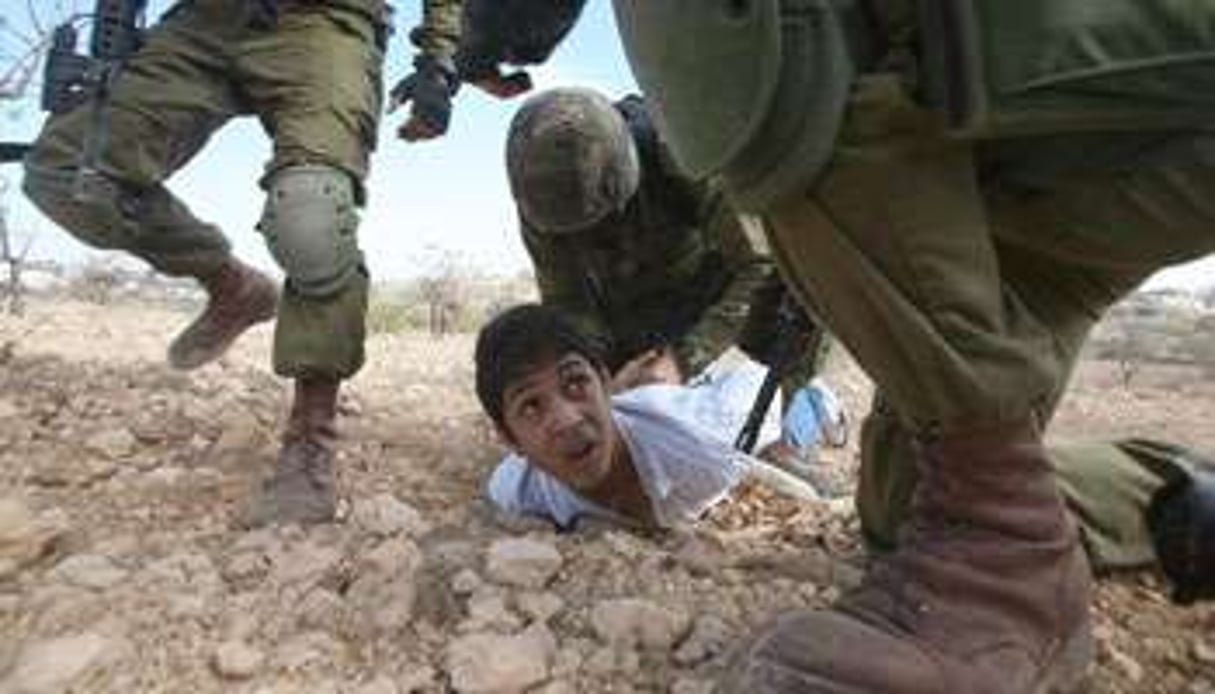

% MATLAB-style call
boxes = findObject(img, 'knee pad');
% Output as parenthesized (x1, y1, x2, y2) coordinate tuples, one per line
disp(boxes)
(22, 163, 138, 250)
(1148, 466, 1215, 605)
(259, 164, 361, 297)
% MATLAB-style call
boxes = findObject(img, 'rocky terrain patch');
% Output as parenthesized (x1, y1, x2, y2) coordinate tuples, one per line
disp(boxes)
(1, 298, 1213, 693)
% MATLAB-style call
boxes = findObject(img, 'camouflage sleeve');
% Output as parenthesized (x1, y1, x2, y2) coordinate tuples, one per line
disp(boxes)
(411, 0, 463, 61)
(672, 187, 775, 378)
(521, 220, 613, 347)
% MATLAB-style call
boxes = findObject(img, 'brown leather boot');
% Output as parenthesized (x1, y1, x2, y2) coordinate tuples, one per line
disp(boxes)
(168, 258, 278, 370)
(721, 423, 1093, 694)
(245, 377, 340, 527)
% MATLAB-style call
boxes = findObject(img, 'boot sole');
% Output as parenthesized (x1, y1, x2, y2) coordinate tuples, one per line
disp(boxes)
(167, 292, 278, 371)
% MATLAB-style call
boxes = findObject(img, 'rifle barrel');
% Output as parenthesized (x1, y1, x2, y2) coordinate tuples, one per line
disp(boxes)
(0, 143, 32, 164)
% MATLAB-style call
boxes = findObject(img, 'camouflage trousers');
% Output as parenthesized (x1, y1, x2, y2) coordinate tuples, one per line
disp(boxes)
(861, 397, 1204, 570)
(24, 0, 385, 378)
(762, 75, 1215, 567)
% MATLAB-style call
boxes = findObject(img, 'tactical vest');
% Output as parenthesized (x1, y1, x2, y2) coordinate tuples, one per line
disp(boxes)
(612, 0, 1215, 211)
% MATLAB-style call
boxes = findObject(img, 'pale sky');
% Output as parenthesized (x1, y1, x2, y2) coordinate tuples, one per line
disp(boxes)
(2, 0, 1212, 290)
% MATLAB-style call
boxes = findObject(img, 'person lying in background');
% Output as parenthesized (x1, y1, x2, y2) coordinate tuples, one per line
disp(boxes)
(473, 303, 1215, 605)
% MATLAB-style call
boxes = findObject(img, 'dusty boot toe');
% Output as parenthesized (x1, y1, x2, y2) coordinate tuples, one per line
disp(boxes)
(722, 609, 943, 694)
(243, 439, 336, 527)
(242, 378, 341, 528)
(169, 260, 278, 370)
(721, 425, 1093, 694)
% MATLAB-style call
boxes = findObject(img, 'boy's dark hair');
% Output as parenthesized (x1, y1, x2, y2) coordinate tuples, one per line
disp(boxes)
(475, 303, 608, 427)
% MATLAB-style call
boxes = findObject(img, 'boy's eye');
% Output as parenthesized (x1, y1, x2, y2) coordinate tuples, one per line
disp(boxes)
(562, 372, 590, 395)
(514, 397, 541, 421)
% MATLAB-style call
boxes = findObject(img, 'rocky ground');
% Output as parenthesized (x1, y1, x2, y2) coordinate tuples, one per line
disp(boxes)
(1, 297, 1213, 694)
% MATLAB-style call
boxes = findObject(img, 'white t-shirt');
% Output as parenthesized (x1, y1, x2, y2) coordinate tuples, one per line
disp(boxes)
(486, 358, 780, 529)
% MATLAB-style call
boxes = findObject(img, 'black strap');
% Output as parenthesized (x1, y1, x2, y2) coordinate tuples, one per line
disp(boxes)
(246, 0, 280, 29)
(0, 143, 31, 164)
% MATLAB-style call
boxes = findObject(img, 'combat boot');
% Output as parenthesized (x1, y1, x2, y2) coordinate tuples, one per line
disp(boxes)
(246, 377, 341, 527)
(168, 257, 278, 370)
(720, 423, 1093, 694)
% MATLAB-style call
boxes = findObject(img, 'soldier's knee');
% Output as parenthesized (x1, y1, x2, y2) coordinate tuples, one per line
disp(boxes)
(259, 165, 361, 298)
(22, 163, 137, 251)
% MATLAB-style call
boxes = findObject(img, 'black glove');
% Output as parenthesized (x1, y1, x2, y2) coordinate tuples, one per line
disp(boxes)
(454, 37, 532, 99)
(459, 63, 532, 99)
(1148, 465, 1215, 605)
(389, 54, 458, 142)
(738, 273, 819, 370)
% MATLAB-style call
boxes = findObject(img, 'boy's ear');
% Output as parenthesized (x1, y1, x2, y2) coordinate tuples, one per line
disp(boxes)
(494, 421, 518, 449)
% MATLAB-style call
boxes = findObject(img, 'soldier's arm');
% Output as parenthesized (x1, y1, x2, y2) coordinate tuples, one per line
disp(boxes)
(673, 188, 775, 377)
(521, 220, 613, 347)
(455, 0, 589, 99)
(390, 0, 463, 141)
(412, 0, 462, 62)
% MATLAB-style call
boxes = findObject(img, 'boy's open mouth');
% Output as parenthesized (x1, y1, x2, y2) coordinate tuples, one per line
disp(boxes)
(557, 431, 598, 463)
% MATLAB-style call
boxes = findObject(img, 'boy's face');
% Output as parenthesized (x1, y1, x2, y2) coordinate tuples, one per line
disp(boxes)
(498, 352, 619, 493)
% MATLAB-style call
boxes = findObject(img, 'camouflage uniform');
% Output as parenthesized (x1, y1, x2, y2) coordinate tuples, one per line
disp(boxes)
(23, 0, 462, 379)
(517, 94, 821, 383)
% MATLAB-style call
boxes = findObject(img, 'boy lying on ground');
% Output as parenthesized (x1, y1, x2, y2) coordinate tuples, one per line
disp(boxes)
(475, 303, 823, 531)
(474, 304, 1215, 603)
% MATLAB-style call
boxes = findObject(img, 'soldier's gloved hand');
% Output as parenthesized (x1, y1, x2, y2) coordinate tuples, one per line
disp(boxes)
(389, 55, 459, 142)
(454, 54, 532, 99)
(470, 68, 532, 99)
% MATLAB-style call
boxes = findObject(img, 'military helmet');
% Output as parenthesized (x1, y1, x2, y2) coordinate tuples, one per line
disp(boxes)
(506, 87, 640, 234)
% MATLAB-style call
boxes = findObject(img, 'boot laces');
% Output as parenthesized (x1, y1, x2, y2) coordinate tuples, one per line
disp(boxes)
(278, 435, 334, 491)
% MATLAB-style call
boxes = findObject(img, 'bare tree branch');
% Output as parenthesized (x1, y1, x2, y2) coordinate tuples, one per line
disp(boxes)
(26, 0, 48, 37)
(1, 1, 86, 101)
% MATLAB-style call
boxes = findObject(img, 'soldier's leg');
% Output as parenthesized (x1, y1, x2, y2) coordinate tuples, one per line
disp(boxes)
(859, 129, 1215, 555)
(1051, 441, 1172, 570)
(724, 74, 1215, 693)
(988, 130, 1215, 578)
(237, 4, 384, 526)
(1054, 439, 1215, 604)
(22, 5, 276, 368)
(860, 405, 1187, 570)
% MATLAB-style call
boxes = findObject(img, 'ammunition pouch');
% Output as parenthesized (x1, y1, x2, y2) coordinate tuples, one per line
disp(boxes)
(917, 0, 1215, 137)
(613, 0, 864, 211)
